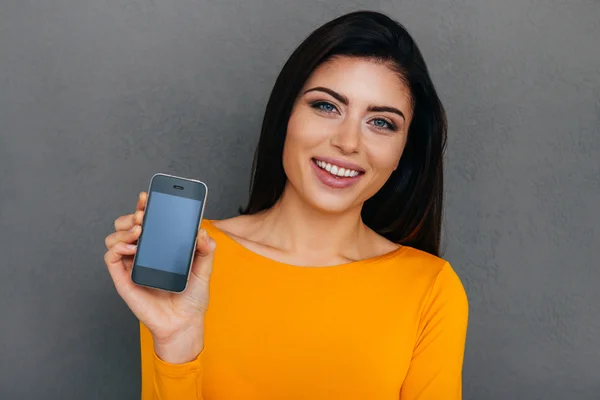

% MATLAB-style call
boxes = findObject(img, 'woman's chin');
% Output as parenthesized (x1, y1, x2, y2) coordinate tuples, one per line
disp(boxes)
(303, 191, 362, 215)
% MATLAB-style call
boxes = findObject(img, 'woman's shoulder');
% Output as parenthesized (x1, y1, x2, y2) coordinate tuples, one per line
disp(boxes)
(201, 215, 254, 241)
(387, 246, 467, 300)
(201, 215, 270, 256)
(396, 245, 447, 269)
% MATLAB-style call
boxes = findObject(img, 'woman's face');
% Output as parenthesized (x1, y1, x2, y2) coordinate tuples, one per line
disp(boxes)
(282, 56, 413, 214)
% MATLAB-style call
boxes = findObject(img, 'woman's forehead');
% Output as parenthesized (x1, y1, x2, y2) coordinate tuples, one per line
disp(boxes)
(303, 57, 413, 112)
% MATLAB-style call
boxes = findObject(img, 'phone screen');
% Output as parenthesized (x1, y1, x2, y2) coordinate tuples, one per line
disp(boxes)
(135, 191, 203, 275)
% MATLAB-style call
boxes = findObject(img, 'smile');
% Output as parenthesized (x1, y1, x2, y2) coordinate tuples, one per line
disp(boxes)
(314, 159, 361, 177)
(311, 158, 365, 189)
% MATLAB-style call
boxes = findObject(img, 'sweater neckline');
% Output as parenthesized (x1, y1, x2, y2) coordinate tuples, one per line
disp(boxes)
(203, 219, 409, 270)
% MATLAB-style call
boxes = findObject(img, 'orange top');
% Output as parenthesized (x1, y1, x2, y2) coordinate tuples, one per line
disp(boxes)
(140, 220, 468, 399)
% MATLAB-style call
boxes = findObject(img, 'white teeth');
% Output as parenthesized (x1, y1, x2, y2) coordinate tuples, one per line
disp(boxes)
(314, 159, 360, 178)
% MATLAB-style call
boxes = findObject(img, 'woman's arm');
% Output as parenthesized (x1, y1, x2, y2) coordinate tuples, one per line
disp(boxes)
(140, 322, 204, 400)
(400, 263, 469, 399)
(103, 192, 215, 400)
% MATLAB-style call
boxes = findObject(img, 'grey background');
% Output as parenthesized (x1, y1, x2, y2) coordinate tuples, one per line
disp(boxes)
(1, 0, 599, 399)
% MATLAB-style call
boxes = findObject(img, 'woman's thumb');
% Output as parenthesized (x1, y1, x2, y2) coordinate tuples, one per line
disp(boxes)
(190, 228, 216, 286)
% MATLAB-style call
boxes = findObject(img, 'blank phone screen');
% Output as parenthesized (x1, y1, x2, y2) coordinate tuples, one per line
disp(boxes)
(136, 191, 203, 275)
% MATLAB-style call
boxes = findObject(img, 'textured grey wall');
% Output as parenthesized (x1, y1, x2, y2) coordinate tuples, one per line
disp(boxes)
(1, 1, 599, 399)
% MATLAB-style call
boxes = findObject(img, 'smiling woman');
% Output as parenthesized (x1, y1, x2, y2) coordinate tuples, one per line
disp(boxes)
(103, 9, 468, 400)
(282, 57, 412, 213)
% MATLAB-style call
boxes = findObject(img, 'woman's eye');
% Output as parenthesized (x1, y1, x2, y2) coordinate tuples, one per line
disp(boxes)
(312, 101, 338, 114)
(371, 118, 397, 131)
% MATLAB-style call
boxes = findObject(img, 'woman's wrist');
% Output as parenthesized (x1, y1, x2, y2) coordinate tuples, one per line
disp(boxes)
(153, 327, 204, 365)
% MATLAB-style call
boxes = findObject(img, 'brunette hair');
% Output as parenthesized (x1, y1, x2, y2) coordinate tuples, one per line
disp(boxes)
(240, 10, 447, 256)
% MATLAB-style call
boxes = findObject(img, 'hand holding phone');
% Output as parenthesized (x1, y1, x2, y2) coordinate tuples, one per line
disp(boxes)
(103, 174, 215, 364)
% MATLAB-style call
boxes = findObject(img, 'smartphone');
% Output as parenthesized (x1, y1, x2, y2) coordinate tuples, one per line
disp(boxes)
(131, 173, 208, 293)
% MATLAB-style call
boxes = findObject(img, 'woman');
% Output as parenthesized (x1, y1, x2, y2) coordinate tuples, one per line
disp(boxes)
(104, 10, 468, 399)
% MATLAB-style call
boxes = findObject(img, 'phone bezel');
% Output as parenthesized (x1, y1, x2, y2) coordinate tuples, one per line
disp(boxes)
(131, 173, 208, 293)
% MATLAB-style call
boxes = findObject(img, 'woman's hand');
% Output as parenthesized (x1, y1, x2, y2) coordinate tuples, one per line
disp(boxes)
(103, 192, 216, 364)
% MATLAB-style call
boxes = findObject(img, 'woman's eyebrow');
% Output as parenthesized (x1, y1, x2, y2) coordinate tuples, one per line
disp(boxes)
(367, 105, 405, 121)
(303, 86, 406, 121)
(304, 86, 348, 105)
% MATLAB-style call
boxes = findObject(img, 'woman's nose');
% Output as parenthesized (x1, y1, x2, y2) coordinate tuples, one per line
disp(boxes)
(330, 119, 361, 155)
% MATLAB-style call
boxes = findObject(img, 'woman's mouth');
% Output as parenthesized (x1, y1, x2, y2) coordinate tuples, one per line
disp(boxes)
(311, 158, 364, 189)
(314, 159, 362, 177)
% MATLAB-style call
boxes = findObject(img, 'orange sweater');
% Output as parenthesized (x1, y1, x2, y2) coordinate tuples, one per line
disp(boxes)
(140, 220, 468, 399)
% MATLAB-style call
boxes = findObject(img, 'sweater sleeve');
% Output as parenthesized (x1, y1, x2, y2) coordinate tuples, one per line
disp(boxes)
(140, 322, 204, 400)
(399, 262, 469, 399)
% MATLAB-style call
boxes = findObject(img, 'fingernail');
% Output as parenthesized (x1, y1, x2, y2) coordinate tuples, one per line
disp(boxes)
(208, 238, 216, 251)
(126, 244, 137, 250)
(129, 225, 137, 232)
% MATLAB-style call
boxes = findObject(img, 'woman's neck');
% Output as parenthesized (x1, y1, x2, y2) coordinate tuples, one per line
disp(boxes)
(256, 183, 368, 259)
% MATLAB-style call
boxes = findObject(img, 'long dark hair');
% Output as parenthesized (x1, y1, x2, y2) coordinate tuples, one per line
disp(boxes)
(240, 10, 447, 256)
